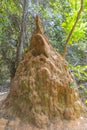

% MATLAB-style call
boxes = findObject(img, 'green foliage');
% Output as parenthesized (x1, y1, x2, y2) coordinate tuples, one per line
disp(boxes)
(85, 90, 87, 95)
(69, 64, 87, 81)
(85, 100, 87, 105)
(61, 0, 86, 44)
(0, 0, 21, 83)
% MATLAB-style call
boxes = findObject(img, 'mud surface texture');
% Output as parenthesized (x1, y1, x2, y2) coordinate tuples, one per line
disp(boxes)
(3, 16, 83, 128)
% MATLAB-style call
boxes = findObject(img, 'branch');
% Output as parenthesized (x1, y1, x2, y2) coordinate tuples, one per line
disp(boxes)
(62, 0, 84, 58)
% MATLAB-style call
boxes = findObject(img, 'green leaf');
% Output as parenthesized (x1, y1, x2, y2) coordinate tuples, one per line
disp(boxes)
(85, 100, 87, 105)
(85, 90, 87, 95)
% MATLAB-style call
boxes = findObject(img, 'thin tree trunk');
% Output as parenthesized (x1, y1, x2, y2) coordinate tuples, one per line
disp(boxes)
(17, 0, 29, 64)
(62, 0, 84, 58)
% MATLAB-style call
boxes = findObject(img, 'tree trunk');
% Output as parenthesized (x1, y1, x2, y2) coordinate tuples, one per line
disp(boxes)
(17, 0, 29, 64)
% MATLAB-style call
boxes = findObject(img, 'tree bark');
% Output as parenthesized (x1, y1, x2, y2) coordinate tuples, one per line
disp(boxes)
(17, 0, 29, 64)
(62, 0, 84, 58)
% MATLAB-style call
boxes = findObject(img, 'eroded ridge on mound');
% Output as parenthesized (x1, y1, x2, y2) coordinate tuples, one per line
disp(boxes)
(4, 15, 82, 127)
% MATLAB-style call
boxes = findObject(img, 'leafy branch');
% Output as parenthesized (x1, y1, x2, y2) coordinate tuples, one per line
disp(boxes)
(62, 0, 84, 58)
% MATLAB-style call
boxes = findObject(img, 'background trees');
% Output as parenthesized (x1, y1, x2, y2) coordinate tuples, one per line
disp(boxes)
(0, 0, 87, 84)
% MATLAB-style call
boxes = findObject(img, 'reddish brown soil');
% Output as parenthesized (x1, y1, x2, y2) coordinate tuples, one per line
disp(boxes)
(0, 93, 87, 130)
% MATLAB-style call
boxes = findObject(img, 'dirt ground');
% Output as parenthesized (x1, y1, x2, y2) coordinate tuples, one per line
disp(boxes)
(0, 115, 87, 130)
(0, 85, 87, 130)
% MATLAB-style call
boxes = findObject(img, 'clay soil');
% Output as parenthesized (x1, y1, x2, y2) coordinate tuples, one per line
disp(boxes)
(0, 93, 87, 130)
(0, 82, 87, 130)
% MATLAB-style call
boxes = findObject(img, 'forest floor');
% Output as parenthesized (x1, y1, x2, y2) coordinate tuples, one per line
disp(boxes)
(0, 81, 87, 130)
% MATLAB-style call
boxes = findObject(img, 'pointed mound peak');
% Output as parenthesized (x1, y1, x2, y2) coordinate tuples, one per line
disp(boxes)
(33, 15, 50, 44)
(35, 15, 44, 34)
(29, 16, 50, 57)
